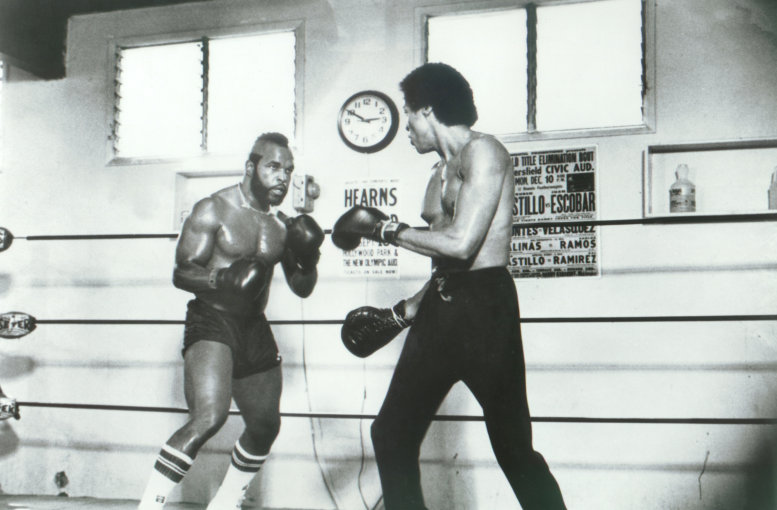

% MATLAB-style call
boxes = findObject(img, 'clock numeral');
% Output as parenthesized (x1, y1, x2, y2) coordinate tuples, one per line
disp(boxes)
(379, 108, 385, 114)
(364, 98, 372, 105)
(344, 118, 351, 125)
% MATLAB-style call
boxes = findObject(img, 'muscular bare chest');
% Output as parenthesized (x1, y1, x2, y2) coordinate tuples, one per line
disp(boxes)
(421, 161, 462, 226)
(215, 208, 287, 264)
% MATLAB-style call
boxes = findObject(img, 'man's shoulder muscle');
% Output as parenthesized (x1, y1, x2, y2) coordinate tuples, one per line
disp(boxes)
(463, 134, 509, 160)
(194, 184, 239, 218)
(461, 135, 510, 177)
(187, 195, 223, 232)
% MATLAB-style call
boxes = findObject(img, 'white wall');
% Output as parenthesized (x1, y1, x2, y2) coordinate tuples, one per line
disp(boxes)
(1, 0, 777, 508)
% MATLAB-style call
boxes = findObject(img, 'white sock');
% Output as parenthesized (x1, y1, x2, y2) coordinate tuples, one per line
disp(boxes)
(207, 440, 268, 509)
(137, 444, 194, 509)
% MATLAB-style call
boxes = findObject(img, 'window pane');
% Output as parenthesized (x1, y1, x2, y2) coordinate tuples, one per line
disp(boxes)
(427, 9, 527, 134)
(116, 42, 203, 158)
(207, 31, 296, 155)
(536, 0, 643, 131)
(0, 61, 4, 157)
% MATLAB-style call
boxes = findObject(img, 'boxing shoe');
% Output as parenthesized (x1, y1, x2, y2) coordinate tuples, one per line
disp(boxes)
(206, 488, 248, 510)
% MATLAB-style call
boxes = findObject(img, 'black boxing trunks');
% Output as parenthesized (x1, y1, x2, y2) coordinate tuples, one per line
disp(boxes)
(182, 298, 281, 378)
(371, 266, 566, 510)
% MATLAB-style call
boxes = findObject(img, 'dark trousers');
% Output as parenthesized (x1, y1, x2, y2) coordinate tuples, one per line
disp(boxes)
(371, 267, 566, 510)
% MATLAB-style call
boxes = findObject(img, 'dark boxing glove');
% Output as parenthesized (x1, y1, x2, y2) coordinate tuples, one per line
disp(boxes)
(331, 206, 409, 251)
(341, 300, 412, 358)
(285, 214, 325, 271)
(209, 257, 269, 298)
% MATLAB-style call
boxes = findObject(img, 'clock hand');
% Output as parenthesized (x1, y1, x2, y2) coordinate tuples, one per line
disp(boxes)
(346, 109, 368, 122)
(363, 117, 381, 122)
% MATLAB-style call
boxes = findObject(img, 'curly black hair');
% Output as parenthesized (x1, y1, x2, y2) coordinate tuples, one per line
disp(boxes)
(400, 62, 478, 127)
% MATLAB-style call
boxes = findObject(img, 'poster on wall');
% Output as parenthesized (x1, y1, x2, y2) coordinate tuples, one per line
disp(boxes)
(510, 146, 600, 278)
(338, 178, 401, 279)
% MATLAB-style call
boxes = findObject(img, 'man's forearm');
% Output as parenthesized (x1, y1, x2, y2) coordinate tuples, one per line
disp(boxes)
(173, 263, 214, 293)
(396, 227, 472, 260)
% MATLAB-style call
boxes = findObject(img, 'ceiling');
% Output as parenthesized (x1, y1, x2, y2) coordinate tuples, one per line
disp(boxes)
(0, 0, 212, 79)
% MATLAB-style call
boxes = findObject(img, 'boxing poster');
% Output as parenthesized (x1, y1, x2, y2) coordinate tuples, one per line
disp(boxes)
(338, 178, 401, 278)
(510, 146, 600, 278)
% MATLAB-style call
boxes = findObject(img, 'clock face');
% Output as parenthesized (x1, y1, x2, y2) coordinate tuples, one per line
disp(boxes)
(337, 90, 399, 153)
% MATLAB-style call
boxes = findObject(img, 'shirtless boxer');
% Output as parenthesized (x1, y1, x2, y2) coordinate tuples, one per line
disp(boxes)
(333, 63, 566, 510)
(138, 132, 323, 510)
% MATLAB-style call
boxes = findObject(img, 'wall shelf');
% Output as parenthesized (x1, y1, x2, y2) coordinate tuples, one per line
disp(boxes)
(643, 138, 777, 218)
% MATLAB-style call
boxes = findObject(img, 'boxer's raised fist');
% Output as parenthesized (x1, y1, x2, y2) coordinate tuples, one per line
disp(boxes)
(285, 214, 324, 271)
(331, 206, 408, 251)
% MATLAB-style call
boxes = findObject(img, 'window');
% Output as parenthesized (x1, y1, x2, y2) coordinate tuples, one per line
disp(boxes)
(112, 30, 296, 161)
(427, 10, 528, 135)
(0, 60, 4, 156)
(426, 0, 647, 137)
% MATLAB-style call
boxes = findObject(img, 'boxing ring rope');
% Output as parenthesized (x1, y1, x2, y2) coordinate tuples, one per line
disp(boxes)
(14, 401, 777, 426)
(31, 314, 777, 325)
(17, 233, 178, 241)
(7, 211, 777, 244)
(11, 308, 777, 425)
(2, 211, 776, 424)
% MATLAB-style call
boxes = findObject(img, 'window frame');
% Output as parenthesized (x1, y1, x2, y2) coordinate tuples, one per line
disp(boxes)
(415, 0, 655, 142)
(105, 19, 305, 166)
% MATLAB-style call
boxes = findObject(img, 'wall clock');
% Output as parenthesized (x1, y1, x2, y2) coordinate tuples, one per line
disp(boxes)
(337, 90, 399, 153)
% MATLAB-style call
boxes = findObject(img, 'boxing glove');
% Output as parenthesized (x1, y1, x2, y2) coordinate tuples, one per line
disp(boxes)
(341, 300, 412, 358)
(331, 206, 409, 251)
(210, 258, 269, 298)
(285, 214, 325, 271)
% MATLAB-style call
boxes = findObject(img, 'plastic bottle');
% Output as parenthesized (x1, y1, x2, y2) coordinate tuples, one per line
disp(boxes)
(768, 167, 777, 210)
(669, 164, 696, 213)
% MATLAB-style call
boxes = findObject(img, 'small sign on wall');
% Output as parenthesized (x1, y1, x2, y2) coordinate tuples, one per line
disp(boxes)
(510, 147, 600, 278)
(338, 178, 401, 279)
